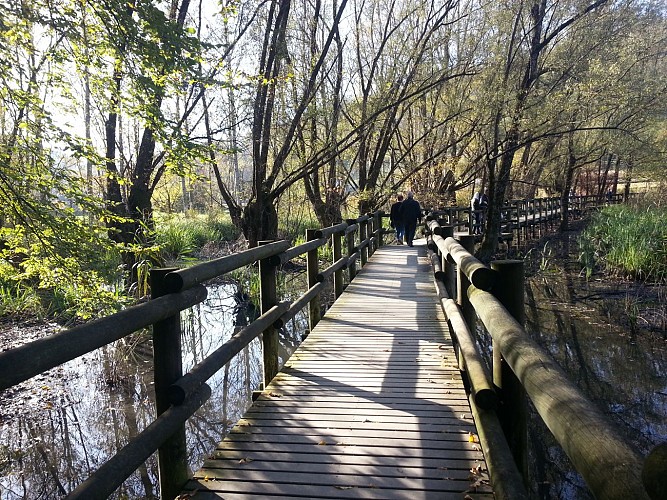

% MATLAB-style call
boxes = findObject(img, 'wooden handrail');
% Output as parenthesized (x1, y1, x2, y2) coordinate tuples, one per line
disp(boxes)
(271, 237, 327, 265)
(425, 216, 652, 500)
(168, 303, 290, 405)
(426, 194, 620, 248)
(314, 222, 348, 239)
(0, 211, 385, 499)
(469, 285, 649, 499)
(0, 285, 207, 391)
(164, 240, 291, 292)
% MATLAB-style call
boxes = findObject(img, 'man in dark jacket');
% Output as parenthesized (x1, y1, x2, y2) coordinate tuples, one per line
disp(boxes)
(389, 194, 405, 244)
(399, 191, 422, 247)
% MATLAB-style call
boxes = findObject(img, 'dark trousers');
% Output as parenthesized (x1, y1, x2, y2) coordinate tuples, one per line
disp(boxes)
(405, 221, 418, 246)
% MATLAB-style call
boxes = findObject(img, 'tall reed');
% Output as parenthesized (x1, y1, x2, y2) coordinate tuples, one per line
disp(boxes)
(579, 204, 667, 283)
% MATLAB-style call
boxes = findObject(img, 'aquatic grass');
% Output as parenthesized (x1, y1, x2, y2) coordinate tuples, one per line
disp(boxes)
(155, 213, 240, 262)
(0, 283, 42, 317)
(525, 242, 557, 276)
(579, 204, 667, 283)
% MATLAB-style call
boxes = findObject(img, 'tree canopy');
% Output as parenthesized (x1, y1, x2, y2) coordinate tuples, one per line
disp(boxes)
(1, 0, 665, 299)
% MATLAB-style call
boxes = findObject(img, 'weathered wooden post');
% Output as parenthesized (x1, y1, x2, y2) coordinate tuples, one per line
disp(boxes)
(439, 225, 456, 300)
(259, 241, 279, 386)
(346, 219, 357, 281)
(360, 217, 368, 267)
(490, 259, 528, 484)
(306, 230, 322, 332)
(376, 210, 384, 248)
(368, 213, 377, 256)
(457, 235, 477, 332)
(333, 227, 344, 299)
(150, 268, 188, 500)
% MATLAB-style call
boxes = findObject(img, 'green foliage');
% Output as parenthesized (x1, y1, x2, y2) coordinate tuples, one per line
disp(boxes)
(0, 158, 129, 319)
(579, 204, 667, 283)
(0, 247, 128, 322)
(0, 280, 42, 317)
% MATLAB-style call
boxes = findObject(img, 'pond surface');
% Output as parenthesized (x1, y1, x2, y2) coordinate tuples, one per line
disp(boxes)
(0, 281, 306, 499)
(516, 234, 667, 500)
(1, 252, 665, 499)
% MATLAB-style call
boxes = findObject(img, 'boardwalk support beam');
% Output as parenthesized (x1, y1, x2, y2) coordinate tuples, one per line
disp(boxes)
(150, 268, 188, 500)
(469, 284, 650, 499)
(490, 260, 528, 484)
(259, 241, 280, 385)
(306, 230, 321, 331)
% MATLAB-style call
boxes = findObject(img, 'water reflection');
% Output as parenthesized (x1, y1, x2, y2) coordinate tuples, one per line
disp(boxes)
(523, 273, 667, 500)
(0, 280, 307, 499)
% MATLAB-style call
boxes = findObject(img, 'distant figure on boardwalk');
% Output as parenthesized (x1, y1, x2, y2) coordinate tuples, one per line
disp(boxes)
(389, 194, 405, 244)
(471, 191, 488, 234)
(399, 191, 422, 247)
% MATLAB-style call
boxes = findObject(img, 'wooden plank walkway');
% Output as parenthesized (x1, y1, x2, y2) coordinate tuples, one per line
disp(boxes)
(182, 241, 492, 499)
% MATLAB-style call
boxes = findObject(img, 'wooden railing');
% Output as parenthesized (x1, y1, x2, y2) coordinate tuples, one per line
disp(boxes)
(424, 216, 661, 500)
(0, 211, 389, 499)
(429, 193, 622, 248)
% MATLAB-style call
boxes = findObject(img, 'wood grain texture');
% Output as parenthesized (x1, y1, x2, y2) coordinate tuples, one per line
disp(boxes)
(185, 243, 491, 499)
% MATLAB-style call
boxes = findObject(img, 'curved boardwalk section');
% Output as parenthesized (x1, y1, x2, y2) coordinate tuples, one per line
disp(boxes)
(183, 242, 492, 499)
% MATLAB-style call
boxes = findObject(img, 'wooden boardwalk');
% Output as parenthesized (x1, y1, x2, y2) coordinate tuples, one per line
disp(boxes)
(183, 241, 492, 499)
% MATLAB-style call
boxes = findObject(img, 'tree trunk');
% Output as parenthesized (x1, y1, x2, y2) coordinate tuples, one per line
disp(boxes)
(242, 195, 279, 247)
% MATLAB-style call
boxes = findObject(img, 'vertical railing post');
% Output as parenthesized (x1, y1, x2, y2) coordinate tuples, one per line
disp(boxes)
(368, 213, 376, 257)
(333, 227, 344, 298)
(346, 219, 357, 281)
(258, 241, 279, 386)
(306, 230, 321, 331)
(439, 225, 455, 298)
(490, 259, 528, 485)
(514, 200, 522, 250)
(360, 217, 368, 267)
(150, 268, 188, 500)
(376, 210, 384, 248)
(457, 235, 476, 331)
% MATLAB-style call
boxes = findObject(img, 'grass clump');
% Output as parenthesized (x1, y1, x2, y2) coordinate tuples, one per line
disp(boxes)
(155, 212, 240, 263)
(579, 204, 667, 283)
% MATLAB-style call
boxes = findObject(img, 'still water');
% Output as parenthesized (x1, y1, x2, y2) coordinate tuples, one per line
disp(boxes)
(521, 272, 667, 500)
(0, 281, 306, 499)
(0, 268, 665, 499)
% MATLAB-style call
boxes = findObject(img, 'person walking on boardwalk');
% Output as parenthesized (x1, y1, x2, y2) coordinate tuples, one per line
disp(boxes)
(471, 191, 482, 234)
(471, 190, 488, 234)
(389, 194, 405, 244)
(399, 191, 422, 247)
